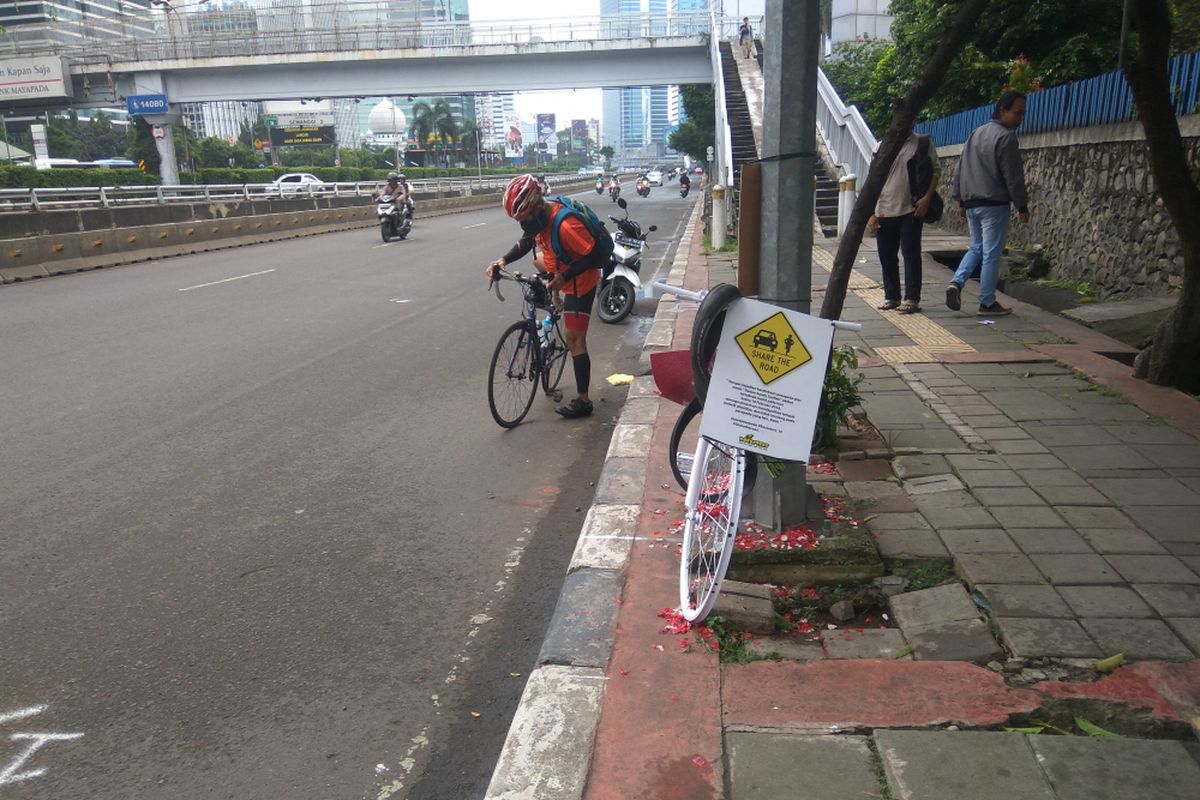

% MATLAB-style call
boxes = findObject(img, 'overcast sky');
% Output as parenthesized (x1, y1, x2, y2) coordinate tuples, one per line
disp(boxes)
(465, 0, 766, 123)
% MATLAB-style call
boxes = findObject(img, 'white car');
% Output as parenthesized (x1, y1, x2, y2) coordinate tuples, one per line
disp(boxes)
(646, 170, 663, 186)
(274, 173, 324, 192)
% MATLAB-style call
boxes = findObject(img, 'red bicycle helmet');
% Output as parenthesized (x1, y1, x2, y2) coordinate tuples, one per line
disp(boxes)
(503, 174, 543, 220)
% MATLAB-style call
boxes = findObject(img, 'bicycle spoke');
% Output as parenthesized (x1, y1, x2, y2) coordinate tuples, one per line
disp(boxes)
(488, 321, 539, 428)
(679, 437, 745, 621)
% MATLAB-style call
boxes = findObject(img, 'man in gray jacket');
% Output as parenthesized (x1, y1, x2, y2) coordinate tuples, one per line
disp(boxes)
(945, 91, 1030, 316)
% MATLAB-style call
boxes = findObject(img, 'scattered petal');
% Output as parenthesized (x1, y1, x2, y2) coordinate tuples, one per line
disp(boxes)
(470, 711, 481, 718)
(619, 668, 630, 677)
(692, 756, 707, 767)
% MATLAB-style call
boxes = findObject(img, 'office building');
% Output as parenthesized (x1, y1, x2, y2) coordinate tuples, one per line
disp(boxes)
(830, 0, 893, 45)
(0, 0, 154, 49)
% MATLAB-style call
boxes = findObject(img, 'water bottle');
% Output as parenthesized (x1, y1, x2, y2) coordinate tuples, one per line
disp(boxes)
(539, 316, 553, 347)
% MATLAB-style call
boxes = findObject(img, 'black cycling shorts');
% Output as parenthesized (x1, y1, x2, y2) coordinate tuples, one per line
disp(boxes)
(562, 285, 596, 332)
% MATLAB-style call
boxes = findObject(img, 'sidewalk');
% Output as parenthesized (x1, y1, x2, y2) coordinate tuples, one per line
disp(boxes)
(486, 206, 1200, 799)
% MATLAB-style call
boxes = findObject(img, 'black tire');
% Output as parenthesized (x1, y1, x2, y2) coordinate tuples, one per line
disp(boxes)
(668, 398, 758, 494)
(690, 283, 743, 406)
(398, 224, 409, 240)
(597, 278, 635, 323)
(488, 321, 539, 428)
(540, 319, 568, 395)
(380, 219, 391, 243)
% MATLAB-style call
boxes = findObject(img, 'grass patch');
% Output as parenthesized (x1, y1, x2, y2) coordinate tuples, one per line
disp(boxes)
(702, 232, 739, 253)
(697, 615, 780, 664)
(1072, 370, 1129, 402)
(904, 562, 955, 591)
(1036, 277, 1097, 302)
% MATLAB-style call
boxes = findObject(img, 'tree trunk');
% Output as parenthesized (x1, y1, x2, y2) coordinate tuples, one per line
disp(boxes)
(1124, 0, 1200, 394)
(820, 0, 991, 320)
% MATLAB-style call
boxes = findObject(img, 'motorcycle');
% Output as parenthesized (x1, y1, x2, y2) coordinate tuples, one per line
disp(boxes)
(378, 193, 412, 242)
(609, 184, 620, 202)
(679, 182, 690, 199)
(598, 197, 656, 324)
(595, 179, 604, 195)
(635, 177, 650, 198)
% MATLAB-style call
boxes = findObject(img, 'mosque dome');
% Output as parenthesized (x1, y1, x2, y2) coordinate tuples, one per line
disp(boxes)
(367, 99, 407, 135)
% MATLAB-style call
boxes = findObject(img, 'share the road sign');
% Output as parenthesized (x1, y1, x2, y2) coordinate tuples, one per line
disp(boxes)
(699, 298, 835, 462)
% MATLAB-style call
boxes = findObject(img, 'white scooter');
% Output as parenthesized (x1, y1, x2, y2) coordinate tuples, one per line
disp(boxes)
(378, 193, 412, 242)
(598, 197, 656, 324)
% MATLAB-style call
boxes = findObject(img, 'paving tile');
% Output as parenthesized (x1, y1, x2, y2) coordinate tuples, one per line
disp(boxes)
(1011, 468, 1087, 486)
(976, 584, 1071, 618)
(955, 553, 1045, 585)
(866, 512, 932, 532)
(1031, 553, 1123, 585)
(904, 474, 966, 495)
(992, 505, 1067, 529)
(957, 469, 1027, 488)
(873, 528, 950, 560)
(993, 438, 1050, 454)
(836, 459, 895, 482)
(1007, 528, 1093, 554)
(1032, 485, 1113, 505)
(1079, 618, 1195, 659)
(727, 733, 879, 800)
(974, 427, 1035, 441)
(1079, 528, 1167, 554)
(875, 731, 1054, 800)
(973, 487, 1046, 506)
(947, 454, 1008, 471)
(845, 480, 905, 500)
(987, 390, 1080, 422)
(955, 415, 1011, 428)
(1166, 618, 1200, 655)
(938, 528, 1019, 554)
(908, 618, 1004, 663)
(1131, 444, 1200, 469)
(1125, 506, 1200, 543)
(1053, 445, 1156, 472)
(1102, 423, 1200, 445)
(889, 583, 980, 632)
(1030, 736, 1200, 800)
(1105, 555, 1200, 584)
(892, 454, 951, 479)
(824, 628, 908, 659)
(1022, 424, 1120, 447)
(1058, 586, 1154, 618)
(1057, 506, 1136, 529)
(1090, 478, 1200, 507)
(1133, 584, 1200, 616)
(998, 618, 1103, 658)
(1001, 454, 1069, 470)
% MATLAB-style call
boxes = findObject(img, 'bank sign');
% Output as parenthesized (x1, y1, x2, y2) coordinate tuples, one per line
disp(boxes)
(0, 57, 70, 101)
(699, 298, 835, 462)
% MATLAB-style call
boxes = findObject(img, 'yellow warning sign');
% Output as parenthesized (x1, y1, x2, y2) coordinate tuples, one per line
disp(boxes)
(734, 311, 811, 385)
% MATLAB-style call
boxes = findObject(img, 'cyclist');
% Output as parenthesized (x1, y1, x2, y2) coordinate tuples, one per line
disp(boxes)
(487, 174, 606, 419)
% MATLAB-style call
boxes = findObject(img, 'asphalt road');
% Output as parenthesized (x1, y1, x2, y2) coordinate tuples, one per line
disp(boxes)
(0, 188, 693, 799)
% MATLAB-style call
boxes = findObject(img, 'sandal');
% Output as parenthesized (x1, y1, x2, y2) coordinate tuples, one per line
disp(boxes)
(897, 300, 921, 314)
(876, 299, 900, 311)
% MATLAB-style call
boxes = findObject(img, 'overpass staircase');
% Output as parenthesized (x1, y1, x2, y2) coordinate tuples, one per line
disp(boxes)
(720, 40, 841, 237)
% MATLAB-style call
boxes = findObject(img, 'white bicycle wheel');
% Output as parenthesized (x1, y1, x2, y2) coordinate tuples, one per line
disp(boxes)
(679, 436, 747, 622)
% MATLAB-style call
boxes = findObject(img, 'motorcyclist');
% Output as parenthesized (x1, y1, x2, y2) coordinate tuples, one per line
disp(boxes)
(679, 170, 690, 189)
(595, 174, 604, 194)
(608, 174, 621, 200)
(537, 174, 550, 195)
(393, 172, 414, 219)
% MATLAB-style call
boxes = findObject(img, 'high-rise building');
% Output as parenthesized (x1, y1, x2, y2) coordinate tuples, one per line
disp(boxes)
(0, 0, 154, 48)
(830, 0, 893, 45)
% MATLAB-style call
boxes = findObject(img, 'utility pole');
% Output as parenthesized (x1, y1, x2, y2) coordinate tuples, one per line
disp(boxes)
(753, 0, 821, 531)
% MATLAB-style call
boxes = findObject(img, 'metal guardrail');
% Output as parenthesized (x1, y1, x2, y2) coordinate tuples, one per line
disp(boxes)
(917, 50, 1200, 147)
(2, 7, 715, 63)
(710, 8, 736, 190)
(0, 174, 563, 214)
(815, 67, 878, 183)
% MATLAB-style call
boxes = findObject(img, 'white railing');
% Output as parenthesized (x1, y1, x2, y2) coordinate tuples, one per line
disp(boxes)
(815, 67, 878, 184)
(709, 8, 736, 191)
(1, 7, 712, 63)
(0, 174, 562, 214)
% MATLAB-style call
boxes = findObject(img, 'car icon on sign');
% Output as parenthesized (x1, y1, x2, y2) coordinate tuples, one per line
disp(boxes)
(752, 329, 778, 351)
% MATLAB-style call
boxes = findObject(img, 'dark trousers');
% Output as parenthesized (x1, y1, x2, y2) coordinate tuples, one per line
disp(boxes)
(877, 213, 924, 302)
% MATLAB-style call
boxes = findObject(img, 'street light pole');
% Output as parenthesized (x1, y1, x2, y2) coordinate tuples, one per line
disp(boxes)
(391, 98, 400, 170)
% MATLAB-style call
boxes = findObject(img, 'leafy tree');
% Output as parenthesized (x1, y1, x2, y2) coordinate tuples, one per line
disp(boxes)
(668, 83, 715, 164)
(1124, 0, 1200, 392)
(128, 119, 161, 173)
(599, 145, 615, 166)
(458, 118, 481, 166)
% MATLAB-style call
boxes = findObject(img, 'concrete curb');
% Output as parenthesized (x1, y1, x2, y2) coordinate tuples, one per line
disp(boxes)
(484, 199, 705, 800)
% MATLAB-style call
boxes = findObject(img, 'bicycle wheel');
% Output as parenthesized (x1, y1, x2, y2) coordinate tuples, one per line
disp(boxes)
(488, 321, 539, 428)
(690, 283, 742, 406)
(539, 317, 569, 395)
(679, 436, 747, 622)
(669, 398, 759, 495)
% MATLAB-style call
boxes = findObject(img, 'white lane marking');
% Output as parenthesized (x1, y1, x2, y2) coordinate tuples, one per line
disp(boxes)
(388, 298, 412, 304)
(372, 242, 395, 249)
(0, 707, 45, 726)
(178, 268, 276, 292)
(462, 222, 488, 229)
(374, 535, 531, 800)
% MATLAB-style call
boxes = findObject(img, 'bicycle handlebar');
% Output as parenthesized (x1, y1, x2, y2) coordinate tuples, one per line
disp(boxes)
(651, 281, 863, 332)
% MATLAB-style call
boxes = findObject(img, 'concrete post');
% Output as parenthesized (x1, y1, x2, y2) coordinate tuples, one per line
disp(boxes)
(711, 184, 726, 249)
(752, 0, 821, 531)
(154, 125, 180, 185)
(837, 173, 857, 237)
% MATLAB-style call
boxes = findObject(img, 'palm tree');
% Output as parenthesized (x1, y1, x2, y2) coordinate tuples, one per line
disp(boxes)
(458, 118, 480, 167)
(410, 98, 460, 167)
(409, 100, 435, 157)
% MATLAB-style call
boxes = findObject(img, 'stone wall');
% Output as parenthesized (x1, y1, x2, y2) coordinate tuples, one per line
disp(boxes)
(932, 116, 1200, 299)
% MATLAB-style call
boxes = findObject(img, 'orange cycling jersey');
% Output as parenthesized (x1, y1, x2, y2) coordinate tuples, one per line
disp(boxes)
(534, 200, 601, 295)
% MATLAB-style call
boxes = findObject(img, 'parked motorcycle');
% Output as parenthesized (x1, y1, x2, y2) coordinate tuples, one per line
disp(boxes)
(609, 184, 621, 202)
(598, 197, 656, 324)
(635, 177, 650, 198)
(378, 193, 412, 242)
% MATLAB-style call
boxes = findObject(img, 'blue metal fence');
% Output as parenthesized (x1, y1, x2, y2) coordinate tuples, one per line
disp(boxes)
(917, 50, 1200, 147)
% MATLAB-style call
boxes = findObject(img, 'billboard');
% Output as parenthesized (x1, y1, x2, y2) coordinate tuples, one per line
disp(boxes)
(0, 57, 70, 101)
(504, 112, 523, 159)
(269, 126, 336, 147)
(536, 113, 556, 153)
(571, 119, 588, 155)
